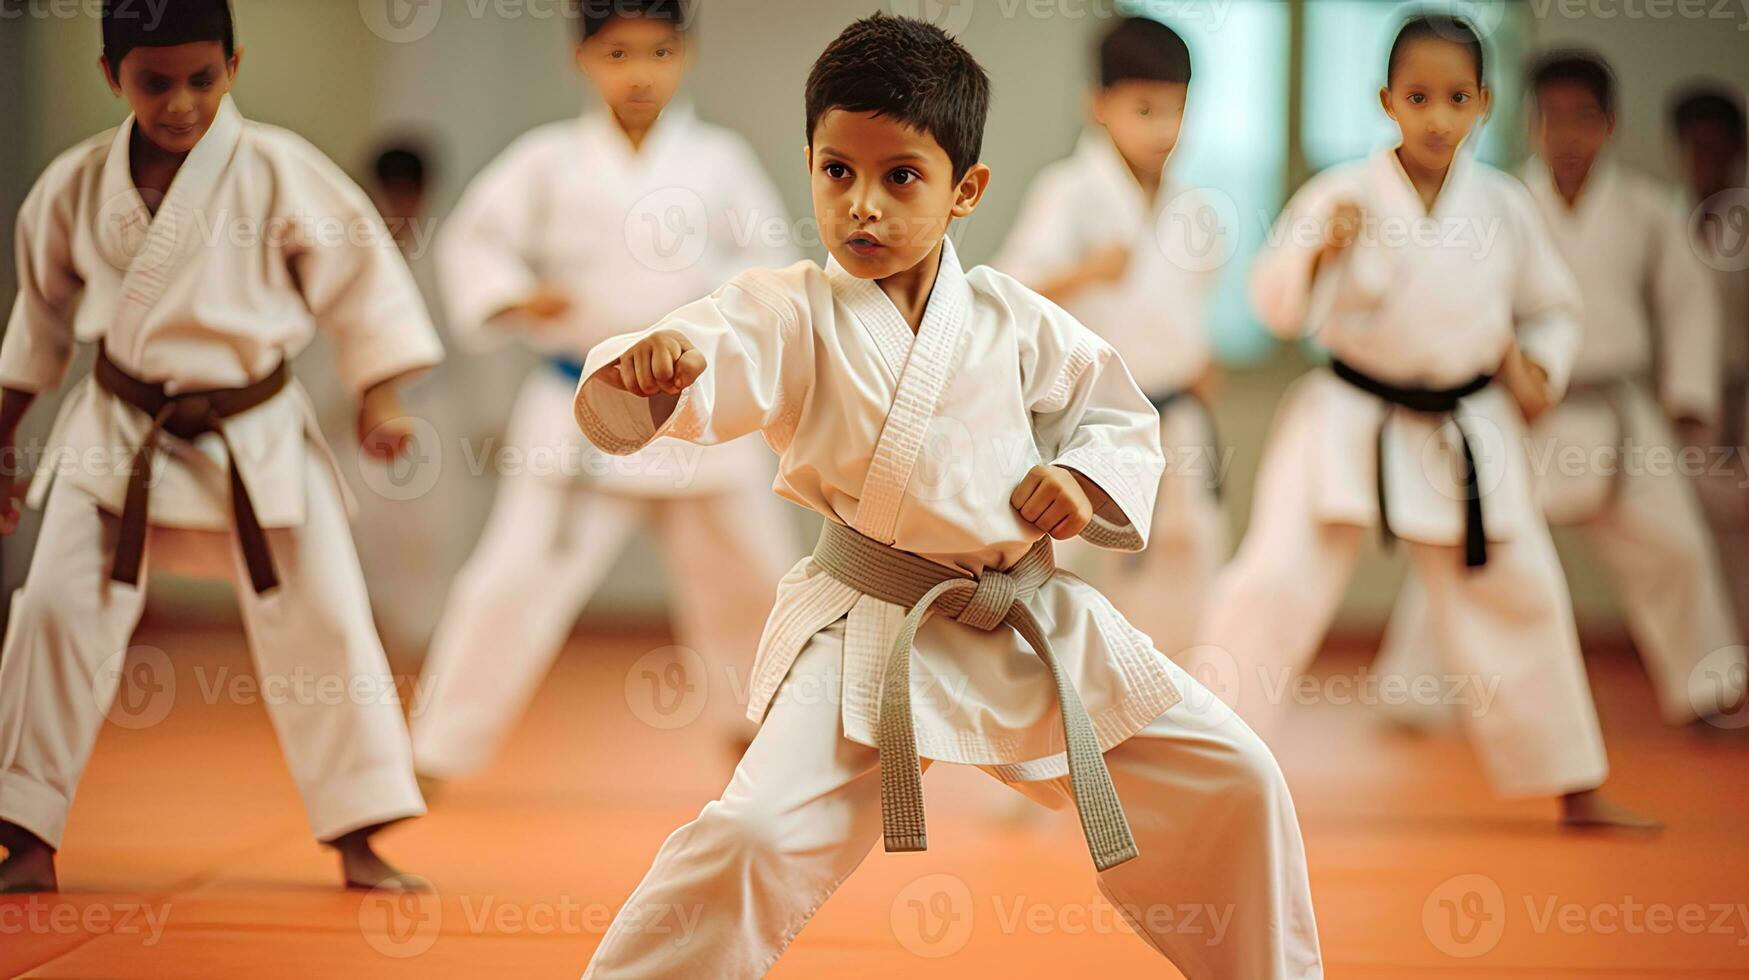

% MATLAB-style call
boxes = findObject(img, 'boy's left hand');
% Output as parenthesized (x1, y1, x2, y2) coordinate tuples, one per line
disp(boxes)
(1011, 464, 1105, 540)
(357, 384, 416, 461)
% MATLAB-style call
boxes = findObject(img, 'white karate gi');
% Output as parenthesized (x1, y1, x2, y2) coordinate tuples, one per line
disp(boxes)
(1374, 158, 1747, 726)
(995, 130, 1227, 658)
(1184, 147, 1611, 798)
(411, 106, 802, 778)
(571, 238, 1322, 978)
(0, 96, 440, 847)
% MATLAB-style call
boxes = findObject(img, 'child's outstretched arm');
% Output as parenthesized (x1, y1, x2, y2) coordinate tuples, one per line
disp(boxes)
(574, 272, 813, 456)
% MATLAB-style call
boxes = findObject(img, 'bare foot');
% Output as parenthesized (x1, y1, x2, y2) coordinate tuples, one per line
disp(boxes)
(1560, 790, 1662, 831)
(0, 822, 58, 893)
(327, 824, 431, 891)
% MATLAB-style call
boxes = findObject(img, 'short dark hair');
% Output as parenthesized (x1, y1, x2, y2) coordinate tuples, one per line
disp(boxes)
(805, 15, 991, 180)
(1528, 49, 1615, 116)
(103, 0, 235, 69)
(1387, 14, 1485, 87)
(1669, 83, 1746, 149)
(1098, 17, 1192, 88)
(573, 0, 687, 43)
(372, 143, 431, 189)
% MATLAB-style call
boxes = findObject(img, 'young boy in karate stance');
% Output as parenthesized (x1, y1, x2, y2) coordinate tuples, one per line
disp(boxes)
(1374, 51, 1747, 730)
(0, 0, 440, 891)
(996, 17, 1225, 658)
(572, 16, 1321, 978)
(410, 0, 800, 785)
(1183, 15, 1652, 827)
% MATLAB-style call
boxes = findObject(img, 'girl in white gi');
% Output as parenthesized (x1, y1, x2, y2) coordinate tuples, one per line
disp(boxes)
(1374, 51, 1748, 731)
(995, 18, 1225, 659)
(0, 0, 440, 892)
(1183, 15, 1655, 827)
(410, 0, 801, 786)
(572, 16, 1321, 978)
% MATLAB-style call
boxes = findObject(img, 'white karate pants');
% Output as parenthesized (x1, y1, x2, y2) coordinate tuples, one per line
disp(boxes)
(411, 473, 797, 778)
(582, 621, 1323, 979)
(0, 465, 426, 848)
(1375, 426, 1747, 726)
(1184, 431, 1610, 798)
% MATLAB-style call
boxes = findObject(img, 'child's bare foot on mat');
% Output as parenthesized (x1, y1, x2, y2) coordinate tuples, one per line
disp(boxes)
(0, 821, 58, 893)
(1561, 789, 1662, 830)
(327, 824, 430, 891)
(415, 773, 445, 804)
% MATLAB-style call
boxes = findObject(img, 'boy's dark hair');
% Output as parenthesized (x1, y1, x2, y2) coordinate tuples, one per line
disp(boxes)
(805, 15, 991, 180)
(1669, 83, 1746, 149)
(1098, 17, 1192, 88)
(1528, 49, 1615, 116)
(573, 0, 687, 43)
(1387, 14, 1485, 87)
(103, 0, 235, 69)
(373, 143, 431, 189)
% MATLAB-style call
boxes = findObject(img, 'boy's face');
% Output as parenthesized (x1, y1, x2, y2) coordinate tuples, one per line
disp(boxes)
(806, 109, 989, 281)
(1531, 80, 1613, 188)
(1093, 79, 1187, 182)
(576, 17, 688, 130)
(1380, 38, 1490, 174)
(1675, 119, 1745, 199)
(101, 41, 240, 156)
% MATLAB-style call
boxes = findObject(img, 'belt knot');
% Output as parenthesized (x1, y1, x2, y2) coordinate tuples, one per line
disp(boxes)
(954, 571, 1016, 631)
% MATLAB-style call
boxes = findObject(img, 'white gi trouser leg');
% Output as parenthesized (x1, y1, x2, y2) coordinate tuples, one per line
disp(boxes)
(582, 622, 1323, 979)
(412, 475, 645, 778)
(650, 485, 798, 734)
(1375, 433, 1747, 727)
(0, 462, 426, 848)
(1187, 421, 1610, 798)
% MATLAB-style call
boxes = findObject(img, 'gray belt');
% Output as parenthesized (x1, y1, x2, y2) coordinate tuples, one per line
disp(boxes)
(1565, 377, 1636, 513)
(809, 521, 1139, 872)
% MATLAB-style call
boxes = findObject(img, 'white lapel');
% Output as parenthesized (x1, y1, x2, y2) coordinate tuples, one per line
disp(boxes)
(1081, 129, 1150, 219)
(105, 95, 245, 356)
(583, 101, 696, 193)
(840, 237, 975, 543)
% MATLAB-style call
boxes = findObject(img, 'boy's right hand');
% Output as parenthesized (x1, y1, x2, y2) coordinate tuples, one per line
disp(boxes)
(1321, 200, 1363, 255)
(500, 286, 573, 325)
(594, 330, 707, 397)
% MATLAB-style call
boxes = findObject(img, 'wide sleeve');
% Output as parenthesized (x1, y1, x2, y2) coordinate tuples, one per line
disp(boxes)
(433, 136, 547, 352)
(1505, 183, 1583, 399)
(1021, 298, 1164, 552)
(0, 159, 85, 394)
(1248, 171, 1366, 340)
(280, 139, 444, 396)
(1647, 189, 1722, 424)
(573, 268, 813, 454)
(990, 166, 1080, 286)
